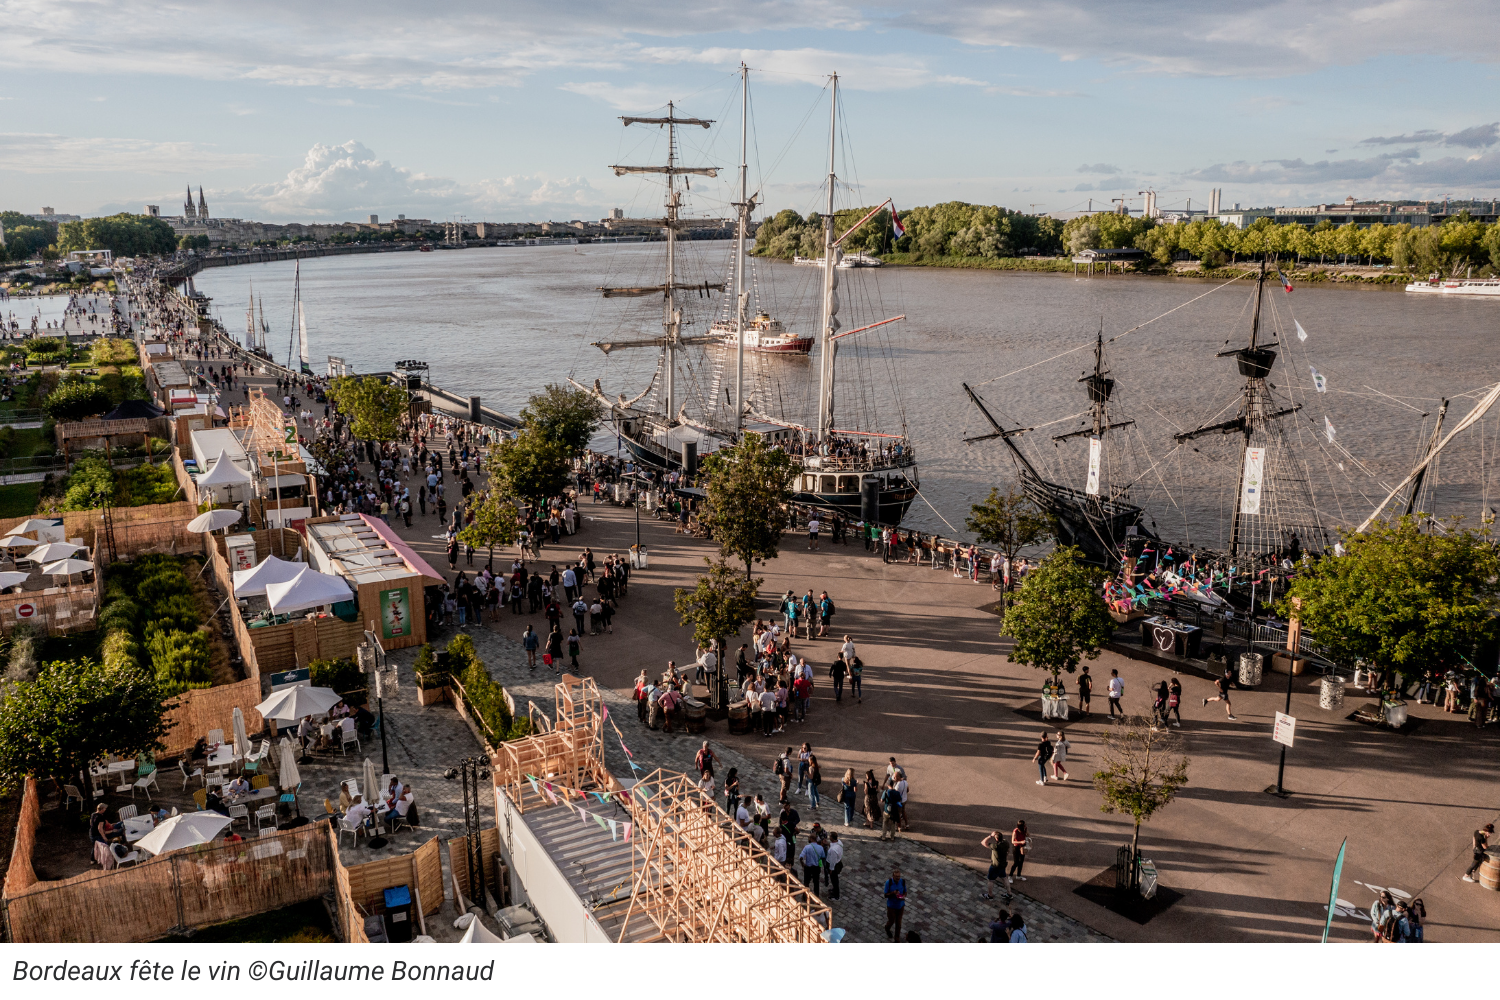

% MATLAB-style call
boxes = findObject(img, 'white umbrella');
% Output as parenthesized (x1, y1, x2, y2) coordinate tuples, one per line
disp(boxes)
(254, 684, 343, 723)
(28, 541, 85, 563)
(0, 571, 28, 591)
(5, 519, 62, 538)
(363, 757, 381, 812)
(279, 738, 301, 792)
(42, 558, 94, 577)
(187, 507, 243, 533)
(231, 554, 302, 597)
(232, 706, 249, 757)
(265, 566, 353, 615)
(134, 812, 232, 856)
(0, 535, 38, 550)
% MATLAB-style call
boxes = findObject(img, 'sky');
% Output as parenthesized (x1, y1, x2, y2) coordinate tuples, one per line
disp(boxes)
(2, 0, 1499, 224)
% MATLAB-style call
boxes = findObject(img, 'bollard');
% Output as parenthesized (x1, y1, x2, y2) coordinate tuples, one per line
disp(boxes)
(1319, 675, 1345, 711)
(1238, 652, 1263, 687)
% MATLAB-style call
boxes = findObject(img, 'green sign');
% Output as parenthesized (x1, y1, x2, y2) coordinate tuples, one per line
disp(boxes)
(284, 423, 298, 444)
(379, 587, 411, 640)
(1322, 837, 1347, 943)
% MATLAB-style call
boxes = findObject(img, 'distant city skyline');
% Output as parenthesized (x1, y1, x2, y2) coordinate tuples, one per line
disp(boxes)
(3, 1, 1499, 224)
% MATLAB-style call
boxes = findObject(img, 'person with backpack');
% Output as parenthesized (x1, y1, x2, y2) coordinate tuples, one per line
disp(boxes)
(818, 591, 834, 639)
(775, 747, 793, 803)
(1007, 913, 1028, 943)
(1031, 731, 1054, 785)
(883, 868, 907, 941)
(566, 629, 581, 672)
(880, 780, 902, 841)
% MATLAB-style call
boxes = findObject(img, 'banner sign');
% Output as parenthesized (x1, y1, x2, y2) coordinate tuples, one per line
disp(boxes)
(1240, 447, 1266, 515)
(380, 587, 411, 639)
(1086, 435, 1102, 496)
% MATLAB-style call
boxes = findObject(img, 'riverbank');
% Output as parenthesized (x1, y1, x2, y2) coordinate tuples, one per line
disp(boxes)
(873, 251, 1416, 286)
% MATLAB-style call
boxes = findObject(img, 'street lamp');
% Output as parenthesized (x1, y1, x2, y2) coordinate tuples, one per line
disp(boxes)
(444, 755, 492, 910)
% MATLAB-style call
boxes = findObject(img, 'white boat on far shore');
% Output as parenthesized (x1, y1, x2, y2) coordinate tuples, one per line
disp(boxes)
(1405, 277, 1500, 296)
(793, 251, 883, 268)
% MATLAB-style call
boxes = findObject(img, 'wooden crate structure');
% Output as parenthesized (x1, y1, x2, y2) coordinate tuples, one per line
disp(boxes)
(492, 675, 611, 814)
(617, 769, 831, 943)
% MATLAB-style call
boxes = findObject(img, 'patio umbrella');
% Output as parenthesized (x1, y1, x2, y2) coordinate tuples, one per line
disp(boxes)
(28, 541, 85, 564)
(134, 812, 232, 857)
(254, 684, 343, 723)
(232, 706, 249, 758)
(0, 536, 37, 552)
(42, 558, 94, 578)
(187, 507, 244, 533)
(362, 756, 385, 847)
(278, 738, 301, 792)
(5, 518, 63, 540)
(0, 571, 28, 591)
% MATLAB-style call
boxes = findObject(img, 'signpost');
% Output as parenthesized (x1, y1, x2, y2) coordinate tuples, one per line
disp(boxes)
(14, 601, 36, 620)
(1266, 597, 1300, 798)
(1322, 837, 1348, 943)
(1273, 712, 1297, 747)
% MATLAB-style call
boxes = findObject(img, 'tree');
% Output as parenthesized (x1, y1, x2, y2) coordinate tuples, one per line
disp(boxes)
(1001, 546, 1114, 676)
(1279, 516, 1500, 676)
(0, 659, 171, 803)
(519, 384, 602, 453)
(55, 214, 176, 257)
(485, 428, 572, 506)
(967, 484, 1051, 610)
(459, 490, 519, 566)
(42, 380, 110, 422)
(327, 375, 407, 443)
(674, 556, 761, 707)
(1092, 725, 1190, 873)
(700, 433, 798, 578)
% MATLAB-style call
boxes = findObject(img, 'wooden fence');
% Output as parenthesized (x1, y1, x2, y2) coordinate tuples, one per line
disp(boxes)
(0, 574, 102, 638)
(159, 677, 266, 758)
(0, 501, 199, 564)
(3, 779, 42, 897)
(447, 827, 501, 906)
(2, 820, 334, 943)
(342, 836, 442, 935)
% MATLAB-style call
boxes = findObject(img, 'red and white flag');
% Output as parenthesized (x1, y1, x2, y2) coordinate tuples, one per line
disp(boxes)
(891, 203, 906, 239)
(1277, 269, 1294, 293)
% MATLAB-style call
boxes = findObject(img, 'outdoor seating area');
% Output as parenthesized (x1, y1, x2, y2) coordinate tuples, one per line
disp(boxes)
(0, 519, 99, 629)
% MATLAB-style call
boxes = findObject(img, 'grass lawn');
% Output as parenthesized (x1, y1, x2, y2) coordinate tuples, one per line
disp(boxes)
(0, 482, 41, 518)
(176, 899, 336, 943)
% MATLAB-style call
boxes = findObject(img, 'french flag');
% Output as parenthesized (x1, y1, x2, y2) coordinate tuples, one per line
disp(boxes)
(1277, 269, 1294, 293)
(891, 202, 905, 239)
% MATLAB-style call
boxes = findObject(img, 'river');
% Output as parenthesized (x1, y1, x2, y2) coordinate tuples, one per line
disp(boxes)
(194, 245, 1500, 544)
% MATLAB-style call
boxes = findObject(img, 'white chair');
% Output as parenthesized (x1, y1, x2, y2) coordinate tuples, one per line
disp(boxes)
(207, 729, 225, 746)
(110, 842, 140, 867)
(206, 771, 227, 790)
(258, 827, 278, 838)
(340, 728, 360, 755)
(254, 804, 277, 832)
(228, 804, 250, 828)
(133, 770, 159, 800)
(179, 758, 204, 789)
(338, 813, 366, 848)
(63, 784, 83, 810)
(118, 804, 138, 821)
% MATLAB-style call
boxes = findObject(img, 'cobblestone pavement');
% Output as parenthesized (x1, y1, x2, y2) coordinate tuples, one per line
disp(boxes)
(390, 622, 1111, 943)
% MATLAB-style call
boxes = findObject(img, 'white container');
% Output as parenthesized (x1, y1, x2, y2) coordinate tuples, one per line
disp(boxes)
(1384, 700, 1409, 728)
(1319, 675, 1345, 711)
(225, 532, 257, 572)
(1238, 652, 1264, 687)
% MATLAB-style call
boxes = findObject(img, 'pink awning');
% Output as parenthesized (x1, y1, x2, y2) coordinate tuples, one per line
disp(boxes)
(359, 514, 446, 587)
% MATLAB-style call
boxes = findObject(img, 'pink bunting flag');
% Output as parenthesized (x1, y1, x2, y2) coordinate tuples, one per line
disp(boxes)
(624, 822, 633, 842)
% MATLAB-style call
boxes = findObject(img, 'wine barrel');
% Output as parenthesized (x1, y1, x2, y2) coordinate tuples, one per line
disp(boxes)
(683, 696, 708, 733)
(1479, 852, 1500, 892)
(727, 702, 751, 735)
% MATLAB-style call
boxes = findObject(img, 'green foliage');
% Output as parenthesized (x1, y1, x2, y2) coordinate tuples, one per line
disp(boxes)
(0, 657, 170, 784)
(966, 484, 1052, 607)
(146, 629, 212, 697)
(413, 644, 447, 688)
(459, 491, 519, 559)
(327, 375, 407, 442)
(1092, 725, 1190, 859)
(485, 428, 572, 506)
(91, 338, 138, 365)
(0, 211, 58, 261)
(701, 433, 797, 577)
(42, 380, 110, 421)
(55, 213, 177, 257)
(1280, 516, 1500, 670)
(177, 235, 211, 251)
(753, 201, 1066, 261)
(309, 657, 363, 693)
(97, 597, 140, 636)
(59, 455, 115, 511)
(448, 634, 523, 743)
(28, 337, 64, 356)
(101, 630, 141, 673)
(519, 384, 602, 453)
(1001, 546, 1114, 676)
(673, 557, 760, 658)
(117, 461, 181, 505)
(3, 630, 38, 685)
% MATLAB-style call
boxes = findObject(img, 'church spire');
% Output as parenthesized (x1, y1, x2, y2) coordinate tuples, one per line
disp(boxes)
(184, 185, 195, 219)
(197, 185, 208, 220)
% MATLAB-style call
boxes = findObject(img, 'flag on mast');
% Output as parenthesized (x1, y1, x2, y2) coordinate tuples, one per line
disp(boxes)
(890, 202, 905, 239)
(297, 301, 312, 375)
(1278, 269, 1294, 293)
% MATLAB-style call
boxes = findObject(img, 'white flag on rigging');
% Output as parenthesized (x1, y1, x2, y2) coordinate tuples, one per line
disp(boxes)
(1296, 320, 1309, 342)
(1240, 447, 1265, 516)
(1085, 436, 1102, 496)
(1309, 365, 1327, 393)
(1324, 416, 1336, 442)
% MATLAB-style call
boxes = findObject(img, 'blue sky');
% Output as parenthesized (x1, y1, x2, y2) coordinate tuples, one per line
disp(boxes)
(2, 0, 1498, 223)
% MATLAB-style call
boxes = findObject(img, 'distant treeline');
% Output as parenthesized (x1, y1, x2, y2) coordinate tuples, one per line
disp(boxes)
(1, 210, 177, 263)
(753, 201, 1066, 260)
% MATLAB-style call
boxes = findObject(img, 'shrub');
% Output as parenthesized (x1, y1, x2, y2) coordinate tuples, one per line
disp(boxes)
(147, 628, 212, 696)
(42, 380, 110, 421)
(101, 629, 140, 672)
(4, 633, 37, 685)
(97, 597, 140, 635)
(143, 593, 201, 637)
(27, 337, 63, 355)
(59, 455, 114, 510)
(309, 657, 363, 694)
(448, 634, 513, 743)
(117, 462, 181, 505)
(91, 339, 137, 365)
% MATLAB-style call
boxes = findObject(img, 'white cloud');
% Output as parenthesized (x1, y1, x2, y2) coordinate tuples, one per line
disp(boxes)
(638, 46, 988, 91)
(0, 133, 257, 174)
(1179, 147, 1500, 197)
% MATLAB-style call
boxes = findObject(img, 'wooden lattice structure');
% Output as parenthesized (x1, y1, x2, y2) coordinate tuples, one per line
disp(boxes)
(241, 388, 304, 478)
(492, 674, 611, 813)
(617, 769, 831, 943)
(56, 417, 151, 469)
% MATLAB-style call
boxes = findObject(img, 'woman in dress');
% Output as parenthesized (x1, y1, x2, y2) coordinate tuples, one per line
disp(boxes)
(862, 768, 882, 829)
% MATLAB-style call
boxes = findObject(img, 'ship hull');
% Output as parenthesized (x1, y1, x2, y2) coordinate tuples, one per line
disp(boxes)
(717, 336, 813, 355)
(789, 485, 915, 526)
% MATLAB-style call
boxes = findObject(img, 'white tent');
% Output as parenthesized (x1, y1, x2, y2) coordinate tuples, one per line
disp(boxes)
(134, 812, 232, 856)
(459, 918, 506, 943)
(265, 566, 352, 614)
(187, 508, 243, 533)
(198, 450, 252, 487)
(231, 554, 302, 596)
(254, 685, 344, 723)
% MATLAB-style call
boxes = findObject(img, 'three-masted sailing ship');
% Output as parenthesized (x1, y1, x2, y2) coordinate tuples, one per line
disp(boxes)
(577, 68, 920, 525)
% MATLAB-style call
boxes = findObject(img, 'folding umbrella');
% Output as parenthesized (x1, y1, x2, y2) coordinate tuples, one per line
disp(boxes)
(28, 542, 85, 564)
(254, 685, 343, 723)
(232, 706, 250, 758)
(187, 507, 243, 533)
(134, 812, 232, 857)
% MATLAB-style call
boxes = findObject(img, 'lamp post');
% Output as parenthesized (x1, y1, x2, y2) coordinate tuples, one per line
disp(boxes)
(445, 755, 491, 910)
(359, 634, 391, 776)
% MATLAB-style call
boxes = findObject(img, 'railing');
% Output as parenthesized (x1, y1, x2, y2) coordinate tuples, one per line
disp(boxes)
(0, 408, 45, 426)
(795, 446, 917, 472)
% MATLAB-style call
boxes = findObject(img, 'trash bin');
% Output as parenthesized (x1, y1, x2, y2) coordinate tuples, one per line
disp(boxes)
(382, 885, 414, 943)
(1383, 700, 1408, 728)
(630, 545, 649, 569)
(1238, 652, 1263, 687)
(1319, 675, 1345, 711)
(1138, 859, 1158, 900)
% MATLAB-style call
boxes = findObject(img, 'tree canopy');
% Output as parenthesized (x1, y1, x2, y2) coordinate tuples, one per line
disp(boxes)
(520, 384, 603, 454)
(42, 380, 111, 422)
(55, 213, 177, 257)
(0, 659, 170, 788)
(0, 211, 58, 262)
(967, 484, 1052, 607)
(485, 428, 572, 506)
(1279, 516, 1500, 672)
(674, 556, 761, 658)
(459, 490, 520, 562)
(1092, 725, 1190, 862)
(327, 375, 408, 442)
(753, 201, 1066, 261)
(701, 433, 798, 578)
(1002, 546, 1114, 675)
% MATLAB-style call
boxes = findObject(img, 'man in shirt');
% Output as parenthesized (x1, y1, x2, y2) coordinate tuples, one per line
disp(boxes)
(561, 566, 577, 603)
(1463, 823, 1494, 882)
(772, 831, 788, 866)
(825, 832, 844, 899)
(828, 656, 847, 702)
(807, 516, 820, 550)
(883, 868, 907, 941)
(761, 687, 779, 737)
(799, 838, 825, 894)
(793, 673, 813, 722)
(1204, 671, 1236, 721)
(1107, 669, 1125, 717)
(1077, 665, 1093, 716)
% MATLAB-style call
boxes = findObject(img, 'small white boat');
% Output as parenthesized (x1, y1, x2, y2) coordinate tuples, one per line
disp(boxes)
(1404, 277, 1500, 296)
(709, 312, 813, 354)
(793, 251, 883, 268)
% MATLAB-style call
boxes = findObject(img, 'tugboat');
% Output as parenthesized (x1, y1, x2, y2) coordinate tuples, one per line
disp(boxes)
(710, 311, 813, 354)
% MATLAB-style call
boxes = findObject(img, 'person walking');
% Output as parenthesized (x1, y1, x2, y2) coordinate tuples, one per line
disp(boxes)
(829, 655, 847, 702)
(1107, 669, 1124, 718)
(1031, 731, 1053, 785)
(796, 743, 812, 793)
(880, 780, 902, 841)
(522, 625, 539, 669)
(1050, 730, 1070, 781)
(799, 836, 825, 895)
(1462, 823, 1493, 882)
(566, 629, 581, 672)
(883, 868, 907, 941)
(1167, 677, 1184, 727)
(981, 830, 1013, 901)
(775, 747, 794, 803)
(825, 833, 844, 900)
(722, 767, 739, 815)
(838, 769, 857, 826)
(1369, 890, 1396, 943)
(806, 754, 823, 809)
(849, 654, 863, 704)
(1077, 665, 1092, 716)
(1008, 820, 1029, 883)
(1007, 913, 1028, 943)
(1204, 671, 1236, 721)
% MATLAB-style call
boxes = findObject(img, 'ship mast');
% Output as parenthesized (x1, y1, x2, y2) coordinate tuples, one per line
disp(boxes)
(731, 64, 756, 434)
(246, 280, 255, 349)
(816, 74, 840, 445)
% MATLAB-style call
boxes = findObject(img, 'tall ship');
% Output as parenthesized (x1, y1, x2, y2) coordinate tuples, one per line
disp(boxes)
(576, 68, 919, 525)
